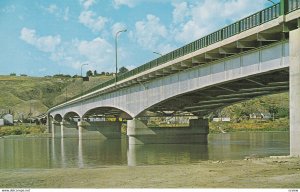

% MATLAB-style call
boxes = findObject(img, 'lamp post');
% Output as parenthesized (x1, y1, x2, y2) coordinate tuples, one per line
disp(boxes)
(65, 87, 67, 102)
(267, 0, 275, 4)
(80, 63, 88, 97)
(81, 63, 88, 78)
(29, 89, 33, 124)
(153, 51, 162, 56)
(115, 29, 127, 83)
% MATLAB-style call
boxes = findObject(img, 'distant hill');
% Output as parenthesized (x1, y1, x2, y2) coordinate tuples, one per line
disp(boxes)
(0, 75, 113, 119)
(0, 75, 289, 121)
(215, 92, 289, 122)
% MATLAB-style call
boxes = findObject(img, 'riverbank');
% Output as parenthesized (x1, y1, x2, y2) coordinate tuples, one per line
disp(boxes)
(0, 156, 299, 188)
(209, 118, 289, 133)
(1, 118, 289, 138)
(0, 124, 46, 137)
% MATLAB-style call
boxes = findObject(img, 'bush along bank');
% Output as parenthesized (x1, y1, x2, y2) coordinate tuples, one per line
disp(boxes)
(209, 118, 289, 133)
(0, 124, 47, 137)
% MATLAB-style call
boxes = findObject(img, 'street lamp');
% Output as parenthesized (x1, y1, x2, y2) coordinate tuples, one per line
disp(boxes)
(153, 51, 162, 56)
(115, 29, 127, 83)
(81, 63, 89, 78)
(267, 0, 275, 4)
(80, 63, 88, 97)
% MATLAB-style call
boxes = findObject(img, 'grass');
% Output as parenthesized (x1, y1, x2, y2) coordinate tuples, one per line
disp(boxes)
(0, 124, 47, 137)
(147, 118, 289, 133)
(0, 118, 289, 137)
(209, 118, 289, 133)
(0, 75, 113, 119)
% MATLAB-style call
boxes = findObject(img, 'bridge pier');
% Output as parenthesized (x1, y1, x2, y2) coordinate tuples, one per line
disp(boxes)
(290, 27, 300, 157)
(77, 120, 122, 139)
(127, 118, 209, 145)
(46, 115, 51, 133)
(50, 120, 61, 138)
(78, 121, 83, 140)
(60, 121, 64, 138)
(50, 121, 55, 138)
(51, 121, 55, 138)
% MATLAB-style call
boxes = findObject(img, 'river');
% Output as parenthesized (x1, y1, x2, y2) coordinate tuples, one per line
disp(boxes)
(0, 132, 289, 169)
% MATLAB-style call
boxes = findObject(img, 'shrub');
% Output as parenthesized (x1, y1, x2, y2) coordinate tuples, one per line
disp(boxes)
(0, 124, 46, 136)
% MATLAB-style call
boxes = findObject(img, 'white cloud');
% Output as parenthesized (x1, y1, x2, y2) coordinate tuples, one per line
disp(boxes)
(79, 10, 108, 32)
(80, 0, 96, 10)
(78, 38, 113, 63)
(113, 0, 138, 8)
(44, 4, 70, 21)
(46, 4, 58, 13)
(63, 7, 70, 21)
(173, 0, 266, 44)
(20, 27, 115, 72)
(113, 0, 175, 9)
(111, 22, 127, 37)
(131, 14, 168, 51)
(50, 37, 115, 72)
(172, 2, 189, 24)
(125, 65, 135, 70)
(174, 20, 208, 44)
(20, 27, 61, 52)
(2, 5, 16, 13)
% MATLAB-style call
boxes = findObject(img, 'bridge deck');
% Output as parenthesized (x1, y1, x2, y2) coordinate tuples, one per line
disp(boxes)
(50, 0, 300, 112)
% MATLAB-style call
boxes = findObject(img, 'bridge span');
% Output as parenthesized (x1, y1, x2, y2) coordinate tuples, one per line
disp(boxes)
(47, 0, 300, 156)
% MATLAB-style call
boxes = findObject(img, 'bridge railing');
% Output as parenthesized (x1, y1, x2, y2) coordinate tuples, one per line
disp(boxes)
(288, 0, 300, 13)
(53, 1, 295, 107)
(116, 4, 281, 84)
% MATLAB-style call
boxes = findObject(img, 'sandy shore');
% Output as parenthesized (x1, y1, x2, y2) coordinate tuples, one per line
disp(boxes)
(0, 156, 300, 188)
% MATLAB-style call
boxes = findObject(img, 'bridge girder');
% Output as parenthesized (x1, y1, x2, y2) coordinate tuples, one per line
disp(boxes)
(146, 69, 289, 117)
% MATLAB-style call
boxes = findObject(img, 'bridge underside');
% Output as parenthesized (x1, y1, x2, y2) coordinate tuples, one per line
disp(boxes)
(83, 107, 132, 120)
(148, 69, 289, 117)
(47, 2, 300, 155)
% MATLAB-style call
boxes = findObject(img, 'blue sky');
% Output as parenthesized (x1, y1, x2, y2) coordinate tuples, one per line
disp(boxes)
(0, 0, 278, 77)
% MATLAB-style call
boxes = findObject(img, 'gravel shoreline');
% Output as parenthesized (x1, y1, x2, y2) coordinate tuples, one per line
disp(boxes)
(0, 156, 299, 188)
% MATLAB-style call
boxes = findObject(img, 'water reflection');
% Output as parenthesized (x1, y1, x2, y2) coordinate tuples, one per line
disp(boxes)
(0, 132, 289, 169)
(127, 144, 208, 166)
(0, 138, 51, 169)
(61, 138, 66, 168)
(207, 132, 290, 160)
(78, 138, 83, 168)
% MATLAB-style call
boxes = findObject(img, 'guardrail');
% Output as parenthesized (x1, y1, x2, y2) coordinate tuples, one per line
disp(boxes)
(52, 0, 300, 108)
(117, 3, 280, 82)
(288, 0, 300, 13)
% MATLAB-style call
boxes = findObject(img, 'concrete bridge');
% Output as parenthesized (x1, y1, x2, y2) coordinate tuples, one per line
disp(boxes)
(47, 0, 300, 156)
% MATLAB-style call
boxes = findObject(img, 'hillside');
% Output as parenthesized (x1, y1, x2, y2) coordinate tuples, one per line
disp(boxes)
(0, 75, 112, 119)
(0, 75, 289, 121)
(214, 92, 289, 122)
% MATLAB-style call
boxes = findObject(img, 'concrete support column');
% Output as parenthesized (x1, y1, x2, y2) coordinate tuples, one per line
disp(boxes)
(78, 120, 83, 140)
(127, 145, 139, 166)
(61, 136, 66, 167)
(78, 136, 84, 168)
(46, 115, 51, 133)
(51, 121, 55, 138)
(83, 121, 122, 139)
(60, 121, 65, 138)
(127, 119, 155, 145)
(290, 28, 300, 156)
(127, 118, 209, 145)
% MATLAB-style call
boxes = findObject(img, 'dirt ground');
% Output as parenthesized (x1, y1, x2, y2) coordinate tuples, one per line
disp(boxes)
(0, 156, 300, 188)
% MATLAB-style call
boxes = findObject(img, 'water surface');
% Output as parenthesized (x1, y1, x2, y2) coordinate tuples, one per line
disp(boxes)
(0, 132, 289, 169)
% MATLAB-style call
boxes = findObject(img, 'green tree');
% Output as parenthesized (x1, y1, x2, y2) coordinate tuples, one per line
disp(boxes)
(86, 70, 93, 77)
(119, 66, 129, 74)
(93, 70, 98, 76)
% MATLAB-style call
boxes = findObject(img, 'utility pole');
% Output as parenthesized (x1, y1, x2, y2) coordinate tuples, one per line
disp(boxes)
(115, 29, 127, 83)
